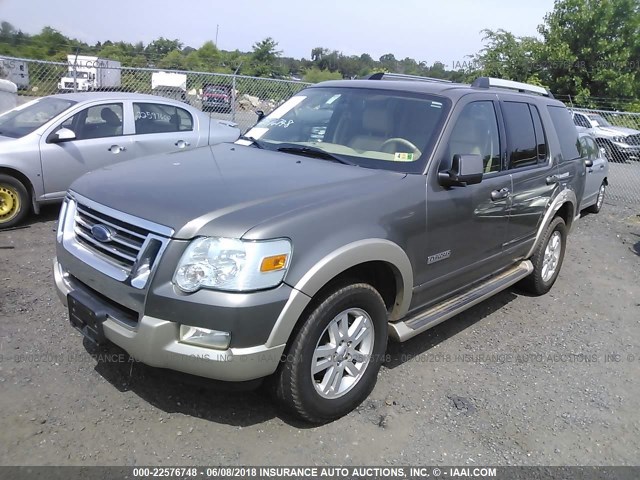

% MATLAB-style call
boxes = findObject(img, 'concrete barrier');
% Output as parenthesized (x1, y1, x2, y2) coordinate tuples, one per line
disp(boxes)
(0, 79, 17, 113)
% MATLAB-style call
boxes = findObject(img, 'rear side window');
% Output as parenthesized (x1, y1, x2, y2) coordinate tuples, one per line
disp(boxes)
(502, 101, 537, 169)
(530, 105, 548, 161)
(547, 106, 581, 161)
(133, 102, 193, 134)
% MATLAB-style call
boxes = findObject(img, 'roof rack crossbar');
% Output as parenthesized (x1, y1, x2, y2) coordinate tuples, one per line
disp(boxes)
(471, 76, 554, 98)
(366, 72, 452, 84)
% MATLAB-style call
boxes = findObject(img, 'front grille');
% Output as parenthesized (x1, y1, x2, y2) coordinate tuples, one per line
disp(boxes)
(74, 203, 150, 272)
(64, 82, 75, 88)
(625, 134, 640, 146)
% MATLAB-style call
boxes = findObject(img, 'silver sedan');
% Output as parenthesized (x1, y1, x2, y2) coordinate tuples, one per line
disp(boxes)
(578, 130, 609, 213)
(0, 93, 239, 228)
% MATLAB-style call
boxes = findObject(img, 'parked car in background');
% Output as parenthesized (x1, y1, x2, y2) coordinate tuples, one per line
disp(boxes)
(577, 130, 609, 214)
(572, 110, 640, 163)
(0, 92, 239, 228)
(201, 84, 232, 113)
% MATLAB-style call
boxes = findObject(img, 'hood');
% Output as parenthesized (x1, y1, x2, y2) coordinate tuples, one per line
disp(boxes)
(70, 144, 403, 239)
(593, 125, 640, 138)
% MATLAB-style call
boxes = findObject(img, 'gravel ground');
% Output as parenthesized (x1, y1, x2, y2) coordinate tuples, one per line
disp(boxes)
(0, 200, 639, 467)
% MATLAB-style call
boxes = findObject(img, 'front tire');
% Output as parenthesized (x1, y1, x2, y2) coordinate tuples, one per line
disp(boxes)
(0, 174, 29, 229)
(274, 283, 388, 423)
(519, 216, 567, 295)
(587, 182, 606, 214)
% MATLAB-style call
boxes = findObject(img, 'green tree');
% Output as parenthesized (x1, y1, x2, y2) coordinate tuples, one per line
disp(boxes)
(249, 37, 282, 77)
(472, 29, 542, 83)
(302, 67, 342, 83)
(538, 0, 640, 104)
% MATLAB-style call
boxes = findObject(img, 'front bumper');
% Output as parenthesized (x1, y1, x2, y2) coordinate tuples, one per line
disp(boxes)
(54, 258, 286, 381)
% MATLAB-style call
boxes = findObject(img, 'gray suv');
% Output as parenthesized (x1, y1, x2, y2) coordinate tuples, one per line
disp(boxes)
(54, 75, 586, 423)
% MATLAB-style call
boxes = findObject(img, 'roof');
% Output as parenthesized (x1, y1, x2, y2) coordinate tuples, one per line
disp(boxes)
(312, 79, 566, 106)
(47, 91, 187, 104)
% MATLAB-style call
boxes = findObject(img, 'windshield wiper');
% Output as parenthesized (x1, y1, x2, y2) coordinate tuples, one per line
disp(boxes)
(239, 135, 264, 148)
(277, 145, 354, 165)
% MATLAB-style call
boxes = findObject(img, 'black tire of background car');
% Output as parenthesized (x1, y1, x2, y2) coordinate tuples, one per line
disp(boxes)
(588, 182, 607, 214)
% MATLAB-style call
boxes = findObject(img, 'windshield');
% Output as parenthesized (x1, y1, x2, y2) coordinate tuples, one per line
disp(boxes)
(242, 87, 450, 173)
(0, 97, 76, 138)
(588, 114, 612, 127)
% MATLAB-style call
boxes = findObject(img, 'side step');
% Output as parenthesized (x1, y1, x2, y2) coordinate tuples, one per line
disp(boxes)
(389, 260, 533, 342)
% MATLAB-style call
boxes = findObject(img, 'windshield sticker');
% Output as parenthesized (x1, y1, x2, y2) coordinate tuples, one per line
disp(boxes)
(394, 152, 415, 162)
(262, 118, 294, 128)
(268, 96, 306, 119)
(430, 102, 443, 109)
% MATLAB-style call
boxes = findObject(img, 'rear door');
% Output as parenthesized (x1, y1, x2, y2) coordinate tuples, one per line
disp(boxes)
(501, 100, 558, 258)
(130, 101, 202, 158)
(583, 135, 606, 205)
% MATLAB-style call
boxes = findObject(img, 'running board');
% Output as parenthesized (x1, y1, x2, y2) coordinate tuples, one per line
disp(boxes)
(389, 260, 533, 342)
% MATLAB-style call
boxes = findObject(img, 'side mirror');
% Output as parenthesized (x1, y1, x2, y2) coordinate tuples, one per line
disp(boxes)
(50, 127, 76, 143)
(584, 158, 594, 168)
(255, 110, 265, 122)
(438, 154, 484, 187)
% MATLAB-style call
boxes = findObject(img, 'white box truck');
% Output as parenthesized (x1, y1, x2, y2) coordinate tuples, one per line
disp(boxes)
(151, 71, 188, 103)
(58, 55, 121, 92)
(0, 57, 29, 89)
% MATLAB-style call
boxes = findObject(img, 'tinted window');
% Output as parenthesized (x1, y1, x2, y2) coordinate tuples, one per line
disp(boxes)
(502, 101, 537, 169)
(133, 102, 193, 134)
(530, 105, 548, 162)
(60, 103, 123, 140)
(447, 101, 501, 173)
(548, 106, 581, 161)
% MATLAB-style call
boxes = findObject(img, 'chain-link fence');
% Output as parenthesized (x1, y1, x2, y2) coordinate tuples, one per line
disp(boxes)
(0, 55, 311, 133)
(1, 55, 639, 206)
(569, 107, 640, 206)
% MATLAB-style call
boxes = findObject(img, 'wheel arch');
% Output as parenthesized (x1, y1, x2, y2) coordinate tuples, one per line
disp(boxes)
(265, 239, 413, 348)
(526, 190, 577, 260)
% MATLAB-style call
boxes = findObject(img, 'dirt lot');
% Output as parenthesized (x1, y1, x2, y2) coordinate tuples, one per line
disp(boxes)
(0, 200, 639, 467)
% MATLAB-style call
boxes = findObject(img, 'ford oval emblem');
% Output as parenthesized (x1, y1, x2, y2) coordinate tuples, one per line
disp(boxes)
(91, 224, 114, 243)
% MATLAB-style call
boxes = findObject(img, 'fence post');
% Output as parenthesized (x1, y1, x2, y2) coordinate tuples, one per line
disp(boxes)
(72, 58, 77, 93)
(231, 73, 237, 123)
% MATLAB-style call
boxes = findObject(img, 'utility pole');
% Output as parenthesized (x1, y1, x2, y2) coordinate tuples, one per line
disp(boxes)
(215, 25, 219, 47)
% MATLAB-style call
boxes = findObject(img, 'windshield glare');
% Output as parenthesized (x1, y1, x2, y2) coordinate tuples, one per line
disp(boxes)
(243, 87, 450, 173)
(0, 97, 76, 138)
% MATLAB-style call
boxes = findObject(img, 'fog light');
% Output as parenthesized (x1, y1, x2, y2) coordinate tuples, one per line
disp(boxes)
(179, 325, 231, 350)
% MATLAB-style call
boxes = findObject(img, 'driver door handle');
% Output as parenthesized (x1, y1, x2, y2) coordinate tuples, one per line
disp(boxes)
(546, 175, 559, 185)
(175, 140, 190, 148)
(108, 145, 126, 153)
(491, 187, 510, 201)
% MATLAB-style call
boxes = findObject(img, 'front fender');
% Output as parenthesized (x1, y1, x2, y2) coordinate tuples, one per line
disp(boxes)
(265, 238, 413, 348)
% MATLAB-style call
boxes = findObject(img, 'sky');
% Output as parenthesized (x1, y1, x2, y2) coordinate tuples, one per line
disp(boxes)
(1, 0, 556, 65)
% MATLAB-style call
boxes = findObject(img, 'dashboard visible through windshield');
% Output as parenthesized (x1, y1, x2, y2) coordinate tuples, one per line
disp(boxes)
(242, 87, 451, 173)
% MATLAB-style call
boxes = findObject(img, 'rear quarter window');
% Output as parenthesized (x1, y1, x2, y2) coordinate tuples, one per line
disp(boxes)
(547, 106, 581, 161)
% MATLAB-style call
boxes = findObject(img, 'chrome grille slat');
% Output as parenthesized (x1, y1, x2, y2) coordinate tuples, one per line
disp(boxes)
(76, 206, 147, 240)
(74, 215, 144, 251)
(74, 228, 138, 263)
(73, 201, 155, 273)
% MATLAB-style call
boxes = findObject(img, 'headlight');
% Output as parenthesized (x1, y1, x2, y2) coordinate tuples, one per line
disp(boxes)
(613, 136, 627, 143)
(173, 237, 291, 293)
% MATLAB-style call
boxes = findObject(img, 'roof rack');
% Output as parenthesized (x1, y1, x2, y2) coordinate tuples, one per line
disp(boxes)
(366, 72, 452, 84)
(471, 76, 554, 98)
